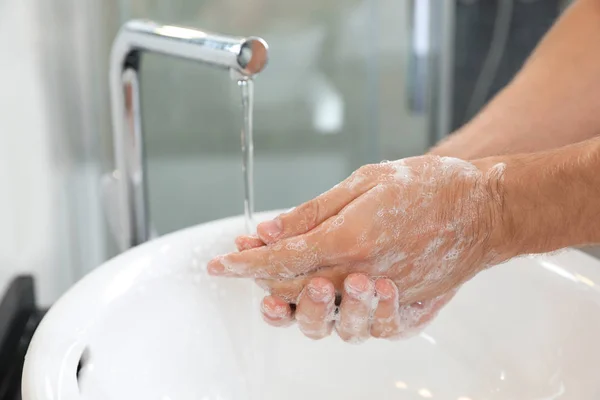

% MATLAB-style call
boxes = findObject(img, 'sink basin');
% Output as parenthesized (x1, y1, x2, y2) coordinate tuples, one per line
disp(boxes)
(22, 211, 600, 400)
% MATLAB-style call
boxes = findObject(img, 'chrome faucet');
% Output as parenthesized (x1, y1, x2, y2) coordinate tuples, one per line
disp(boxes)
(108, 20, 268, 250)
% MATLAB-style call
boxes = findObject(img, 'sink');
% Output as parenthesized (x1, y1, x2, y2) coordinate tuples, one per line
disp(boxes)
(22, 211, 600, 400)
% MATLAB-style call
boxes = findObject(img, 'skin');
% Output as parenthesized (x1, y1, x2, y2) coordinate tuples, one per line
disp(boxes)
(207, 0, 600, 342)
(239, 238, 454, 341)
(433, 0, 600, 159)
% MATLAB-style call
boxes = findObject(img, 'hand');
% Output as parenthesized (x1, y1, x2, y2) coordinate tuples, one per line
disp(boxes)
(235, 236, 454, 342)
(262, 274, 454, 342)
(209, 155, 509, 318)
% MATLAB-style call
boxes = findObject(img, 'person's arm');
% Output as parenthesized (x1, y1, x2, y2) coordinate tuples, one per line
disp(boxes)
(494, 136, 600, 256)
(432, 0, 600, 159)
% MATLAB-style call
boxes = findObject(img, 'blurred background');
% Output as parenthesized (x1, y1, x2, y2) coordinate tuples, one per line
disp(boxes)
(0, 0, 572, 309)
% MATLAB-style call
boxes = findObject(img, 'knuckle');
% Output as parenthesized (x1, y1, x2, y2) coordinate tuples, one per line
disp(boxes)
(358, 163, 382, 177)
(357, 164, 374, 175)
(297, 200, 322, 231)
(342, 164, 376, 190)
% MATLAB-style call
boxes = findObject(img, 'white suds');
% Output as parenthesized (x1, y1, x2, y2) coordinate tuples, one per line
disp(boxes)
(488, 162, 506, 180)
(439, 156, 479, 177)
(375, 252, 407, 273)
(391, 162, 413, 183)
(285, 239, 308, 251)
(345, 173, 365, 190)
(219, 256, 249, 274)
(422, 237, 445, 259)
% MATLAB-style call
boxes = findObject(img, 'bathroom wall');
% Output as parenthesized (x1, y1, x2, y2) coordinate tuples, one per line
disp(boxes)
(0, 0, 69, 306)
(0, 0, 116, 306)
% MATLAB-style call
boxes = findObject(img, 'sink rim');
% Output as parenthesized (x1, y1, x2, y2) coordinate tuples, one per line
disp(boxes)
(21, 210, 600, 400)
(21, 210, 285, 400)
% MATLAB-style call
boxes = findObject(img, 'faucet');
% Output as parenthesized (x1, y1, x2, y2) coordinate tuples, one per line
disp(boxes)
(108, 20, 268, 251)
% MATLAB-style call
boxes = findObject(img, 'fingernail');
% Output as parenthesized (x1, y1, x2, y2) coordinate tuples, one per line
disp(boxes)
(207, 259, 225, 275)
(258, 218, 283, 241)
(375, 279, 396, 300)
(345, 274, 372, 300)
(234, 237, 248, 251)
(261, 298, 287, 318)
(307, 281, 333, 303)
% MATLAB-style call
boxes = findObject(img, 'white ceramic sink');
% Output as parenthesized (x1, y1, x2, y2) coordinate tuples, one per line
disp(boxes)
(22, 211, 600, 400)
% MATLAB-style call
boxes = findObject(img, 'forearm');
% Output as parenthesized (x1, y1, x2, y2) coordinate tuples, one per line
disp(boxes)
(432, 0, 600, 159)
(490, 136, 600, 257)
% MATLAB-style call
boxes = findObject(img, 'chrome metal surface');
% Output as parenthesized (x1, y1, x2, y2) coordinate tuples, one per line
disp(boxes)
(109, 20, 268, 249)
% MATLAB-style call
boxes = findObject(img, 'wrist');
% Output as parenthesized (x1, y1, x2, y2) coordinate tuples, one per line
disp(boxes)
(478, 139, 600, 258)
(468, 157, 519, 264)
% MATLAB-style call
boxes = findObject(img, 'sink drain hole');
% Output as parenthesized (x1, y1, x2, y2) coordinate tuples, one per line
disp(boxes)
(76, 347, 91, 389)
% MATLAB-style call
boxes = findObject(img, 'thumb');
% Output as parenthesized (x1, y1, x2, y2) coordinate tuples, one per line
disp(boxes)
(235, 234, 265, 251)
(257, 166, 377, 244)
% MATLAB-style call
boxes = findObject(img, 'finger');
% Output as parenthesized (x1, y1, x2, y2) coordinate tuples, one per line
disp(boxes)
(295, 278, 336, 340)
(207, 228, 332, 278)
(260, 295, 294, 327)
(335, 274, 375, 343)
(235, 234, 265, 251)
(255, 266, 348, 303)
(370, 278, 401, 339)
(256, 166, 379, 244)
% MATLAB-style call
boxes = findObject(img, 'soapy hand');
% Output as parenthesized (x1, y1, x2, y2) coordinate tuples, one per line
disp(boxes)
(262, 276, 454, 341)
(235, 236, 454, 341)
(208, 155, 510, 339)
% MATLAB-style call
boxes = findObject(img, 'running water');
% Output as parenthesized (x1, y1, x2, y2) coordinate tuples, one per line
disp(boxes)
(238, 78, 256, 234)
(237, 77, 265, 400)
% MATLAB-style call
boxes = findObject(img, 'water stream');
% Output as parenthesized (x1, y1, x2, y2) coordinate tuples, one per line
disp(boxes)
(238, 78, 256, 234)
(237, 77, 265, 400)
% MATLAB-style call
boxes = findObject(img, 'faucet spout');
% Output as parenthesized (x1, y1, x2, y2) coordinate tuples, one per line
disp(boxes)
(111, 20, 268, 76)
(109, 20, 268, 250)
